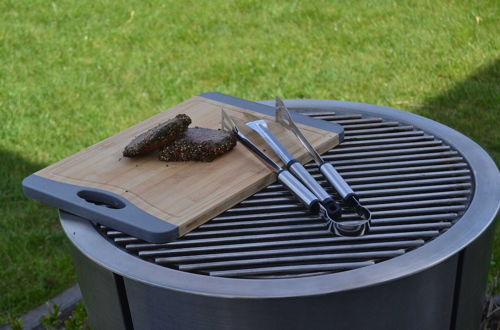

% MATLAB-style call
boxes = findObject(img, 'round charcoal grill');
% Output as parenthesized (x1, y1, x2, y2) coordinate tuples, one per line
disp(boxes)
(101, 107, 472, 278)
(61, 100, 499, 330)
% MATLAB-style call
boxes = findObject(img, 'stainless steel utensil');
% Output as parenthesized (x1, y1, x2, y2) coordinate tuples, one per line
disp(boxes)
(275, 97, 371, 235)
(245, 119, 342, 221)
(221, 109, 319, 213)
(221, 109, 352, 234)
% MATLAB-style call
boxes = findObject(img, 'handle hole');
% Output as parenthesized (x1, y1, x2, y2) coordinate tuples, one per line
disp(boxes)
(77, 190, 126, 209)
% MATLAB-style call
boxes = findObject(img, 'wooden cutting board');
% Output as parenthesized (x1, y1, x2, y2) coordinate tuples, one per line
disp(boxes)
(23, 92, 343, 243)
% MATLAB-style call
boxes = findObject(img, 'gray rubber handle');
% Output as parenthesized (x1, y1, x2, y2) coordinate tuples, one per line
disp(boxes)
(277, 170, 319, 212)
(289, 162, 331, 202)
(319, 162, 354, 199)
(22, 174, 179, 243)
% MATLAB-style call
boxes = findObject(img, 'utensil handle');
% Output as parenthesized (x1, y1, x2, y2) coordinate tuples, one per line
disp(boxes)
(288, 161, 342, 219)
(319, 162, 354, 199)
(288, 161, 331, 201)
(277, 170, 319, 213)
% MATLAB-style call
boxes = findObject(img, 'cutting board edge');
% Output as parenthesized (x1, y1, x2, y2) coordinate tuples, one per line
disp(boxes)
(22, 174, 179, 243)
(198, 92, 345, 141)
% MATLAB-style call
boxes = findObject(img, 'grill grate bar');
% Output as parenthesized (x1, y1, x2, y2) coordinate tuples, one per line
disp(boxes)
(367, 206, 466, 217)
(154, 240, 425, 264)
(217, 198, 468, 221)
(208, 261, 376, 277)
(366, 198, 469, 210)
(343, 126, 414, 135)
(342, 122, 399, 130)
(327, 118, 384, 125)
(323, 117, 382, 124)
(155, 230, 336, 247)
(303, 163, 468, 176)
(186, 215, 455, 239)
(371, 213, 458, 224)
(362, 191, 471, 203)
(339, 135, 436, 147)
(197, 214, 458, 231)
(332, 158, 466, 172)
(239, 187, 470, 207)
(199, 217, 322, 230)
(309, 114, 361, 120)
(369, 222, 451, 233)
(185, 224, 326, 238)
(297, 111, 337, 117)
(222, 204, 306, 215)
(356, 183, 472, 197)
(350, 177, 471, 190)
(323, 151, 460, 165)
(212, 211, 312, 222)
(228, 196, 468, 216)
(322, 146, 451, 160)
(343, 131, 426, 141)
(178, 250, 405, 272)
(329, 140, 443, 153)
(326, 170, 470, 184)
(304, 171, 471, 185)
(134, 231, 440, 256)
(296, 176, 471, 190)
(263, 182, 471, 198)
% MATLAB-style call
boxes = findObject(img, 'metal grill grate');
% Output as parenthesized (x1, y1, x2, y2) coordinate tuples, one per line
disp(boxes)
(96, 110, 473, 279)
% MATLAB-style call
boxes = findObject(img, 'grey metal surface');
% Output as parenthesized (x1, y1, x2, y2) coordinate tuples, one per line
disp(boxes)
(453, 220, 496, 330)
(123, 255, 457, 330)
(94, 104, 486, 279)
(69, 241, 131, 329)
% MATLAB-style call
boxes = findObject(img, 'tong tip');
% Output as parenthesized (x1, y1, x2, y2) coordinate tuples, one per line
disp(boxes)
(221, 108, 238, 134)
(275, 96, 285, 108)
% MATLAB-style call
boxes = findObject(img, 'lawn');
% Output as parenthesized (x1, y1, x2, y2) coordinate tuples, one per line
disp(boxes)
(1, 0, 498, 324)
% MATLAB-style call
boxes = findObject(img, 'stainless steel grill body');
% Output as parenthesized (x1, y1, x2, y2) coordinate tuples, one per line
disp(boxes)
(61, 99, 499, 330)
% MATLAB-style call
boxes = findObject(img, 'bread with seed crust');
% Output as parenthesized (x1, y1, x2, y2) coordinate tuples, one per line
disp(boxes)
(159, 128, 236, 162)
(123, 114, 191, 157)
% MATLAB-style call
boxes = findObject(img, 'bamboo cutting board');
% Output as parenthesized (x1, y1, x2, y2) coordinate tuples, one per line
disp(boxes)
(23, 93, 343, 243)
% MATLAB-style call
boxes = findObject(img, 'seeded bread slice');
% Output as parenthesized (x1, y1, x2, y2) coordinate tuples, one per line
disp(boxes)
(158, 128, 236, 162)
(123, 114, 191, 157)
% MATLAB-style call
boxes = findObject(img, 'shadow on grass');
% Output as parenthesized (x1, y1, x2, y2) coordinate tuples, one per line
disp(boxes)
(413, 60, 500, 316)
(0, 149, 49, 230)
(0, 149, 46, 200)
(0, 149, 49, 234)
(0, 149, 76, 325)
(415, 59, 499, 165)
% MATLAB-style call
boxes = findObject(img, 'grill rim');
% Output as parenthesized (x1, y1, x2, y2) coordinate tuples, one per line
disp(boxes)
(59, 98, 500, 298)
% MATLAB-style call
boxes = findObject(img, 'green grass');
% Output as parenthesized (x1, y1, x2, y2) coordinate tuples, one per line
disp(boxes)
(1, 0, 498, 324)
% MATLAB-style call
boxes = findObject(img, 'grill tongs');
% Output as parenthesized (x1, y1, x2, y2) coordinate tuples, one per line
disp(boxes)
(221, 109, 347, 234)
(275, 97, 371, 235)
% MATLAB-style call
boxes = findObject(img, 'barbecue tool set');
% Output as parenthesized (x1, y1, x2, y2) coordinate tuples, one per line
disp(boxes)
(221, 97, 372, 236)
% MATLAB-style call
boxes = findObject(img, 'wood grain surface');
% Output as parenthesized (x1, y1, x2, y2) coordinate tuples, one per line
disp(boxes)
(36, 96, 339, 235)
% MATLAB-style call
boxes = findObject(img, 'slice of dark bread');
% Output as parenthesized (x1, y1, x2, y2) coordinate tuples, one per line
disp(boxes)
(123, 114, 191, 157)
(158, 128, 236, 162)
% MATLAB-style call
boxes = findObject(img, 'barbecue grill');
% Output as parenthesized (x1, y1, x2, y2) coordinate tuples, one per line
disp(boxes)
(60, 98, 499, 330)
